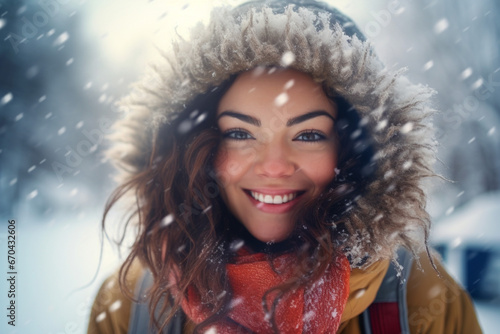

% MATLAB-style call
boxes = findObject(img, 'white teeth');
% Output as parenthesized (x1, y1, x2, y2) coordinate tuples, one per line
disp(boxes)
(250, 191, 299, 204)
(264, 195, 273, 204)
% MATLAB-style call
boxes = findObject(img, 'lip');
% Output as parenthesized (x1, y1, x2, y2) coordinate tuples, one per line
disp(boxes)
(243, 188, 305, 214)
(246, 188, 303, 196)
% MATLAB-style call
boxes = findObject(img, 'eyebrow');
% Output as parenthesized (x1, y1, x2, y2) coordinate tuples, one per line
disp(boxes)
(217, 110, 335, 127)
(286, 110, 336, 126)
(217, 111, 261, 126)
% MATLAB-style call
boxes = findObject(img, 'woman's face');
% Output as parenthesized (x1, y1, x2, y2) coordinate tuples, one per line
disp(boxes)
(215, 68, 338, 242)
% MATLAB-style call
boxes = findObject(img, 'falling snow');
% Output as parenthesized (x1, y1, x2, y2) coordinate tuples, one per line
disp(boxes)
(252, 66, 266, 77)
(53, 32, 70, 46)
(400, 122, 414, 134)
(204, 327, 218, 334)
(27, 190, 38, 200)
(349, 129, 361, 139)
(96, 312, 106, 322)
(66, 58, 74, 66)
(280, 51, 295, 66)
(39, 95, 46, 103)
(15, 113, 23, 121)
(460, 67, 473, 80)
(434, 18, 449, 34)
(471, 78, 483, 90)
(1, 92, 13, 105)
(393, 6, 405, 15)
(58, 127, 66, 135)
(303, 310, 315, 322)
(428, 285, 442, 299)
(177, 119, 193, 134)
(422, 60, 434, 71)
(26, 66, 39, 79)
(451, 237, 462, 248)
(160, 214, 174, 227)
(354, 288, 366, 298)
(488, 127, 496, 136)
(229, 239, 244, 252)
(195, 112, 208, 125)
(446, 206, 455, 216)
(109, 300, 122, 312)
(274, 92, 289, 107)
(229, 297, 243, 309)
(17, 5, 27, 15)
(0, 18, 5, 30)
(28, 165, 36, 173)
(375, 120, 387, 131)
(284, 79, 295, 90)
(402, 160, 412, 170)
(216, 290, 227, 300)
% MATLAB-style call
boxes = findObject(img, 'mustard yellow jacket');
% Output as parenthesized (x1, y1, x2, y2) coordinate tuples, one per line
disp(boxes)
(87, 254, 482, 334)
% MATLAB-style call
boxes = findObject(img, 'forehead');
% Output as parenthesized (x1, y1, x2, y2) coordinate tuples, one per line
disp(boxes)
(217, 68, 335, 117)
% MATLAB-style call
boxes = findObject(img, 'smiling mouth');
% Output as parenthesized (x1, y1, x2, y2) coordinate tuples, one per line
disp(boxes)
(246, 190, 305, 204)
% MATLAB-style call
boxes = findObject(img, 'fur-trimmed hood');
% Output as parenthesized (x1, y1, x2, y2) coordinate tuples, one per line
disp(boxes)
(108, 1, 436, 268)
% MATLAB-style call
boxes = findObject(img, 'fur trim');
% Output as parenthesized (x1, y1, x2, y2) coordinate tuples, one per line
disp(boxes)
(107, 4, 436, 268)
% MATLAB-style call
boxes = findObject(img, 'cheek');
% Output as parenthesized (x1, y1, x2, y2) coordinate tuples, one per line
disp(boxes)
(213, 149, 247, 192)
(304, 153, 338, 188)
(214, 147, 257, 183)
(214, 152, 241, 184)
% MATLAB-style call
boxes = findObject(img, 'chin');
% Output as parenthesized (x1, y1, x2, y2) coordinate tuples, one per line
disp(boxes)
(250, 229, 294, 244)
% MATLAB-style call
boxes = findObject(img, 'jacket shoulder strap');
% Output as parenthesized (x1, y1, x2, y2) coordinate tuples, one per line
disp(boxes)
(128, 269, 185, 334)
(360, 248, 413, 334)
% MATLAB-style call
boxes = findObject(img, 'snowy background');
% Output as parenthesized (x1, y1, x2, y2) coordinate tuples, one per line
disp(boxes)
(0, 0, 499, 333)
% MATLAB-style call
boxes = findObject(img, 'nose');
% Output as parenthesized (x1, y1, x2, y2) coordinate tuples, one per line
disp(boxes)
(253, 140, 297, 178)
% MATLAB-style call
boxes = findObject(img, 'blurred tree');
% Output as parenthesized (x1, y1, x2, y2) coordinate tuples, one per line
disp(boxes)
(0, 0, 115, 220)
(366, 0, 500, 214)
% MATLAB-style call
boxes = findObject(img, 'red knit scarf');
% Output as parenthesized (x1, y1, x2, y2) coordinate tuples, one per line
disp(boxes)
(179, 250, 350, 333)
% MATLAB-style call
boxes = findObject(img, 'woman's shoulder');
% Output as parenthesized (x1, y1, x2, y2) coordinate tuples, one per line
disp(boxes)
(406, 251, 482, 334)
(87, 260, 144, 334)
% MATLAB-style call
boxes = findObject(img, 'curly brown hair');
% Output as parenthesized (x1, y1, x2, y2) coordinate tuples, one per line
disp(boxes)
(102, 73, 376, 332)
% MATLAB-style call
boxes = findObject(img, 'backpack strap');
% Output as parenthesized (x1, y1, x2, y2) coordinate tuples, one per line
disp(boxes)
(128, 269, 185, 334)
(360, 248, 413, 334)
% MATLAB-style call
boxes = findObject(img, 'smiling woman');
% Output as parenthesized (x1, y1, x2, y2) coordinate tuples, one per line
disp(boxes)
(87, 1, 481, 333)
